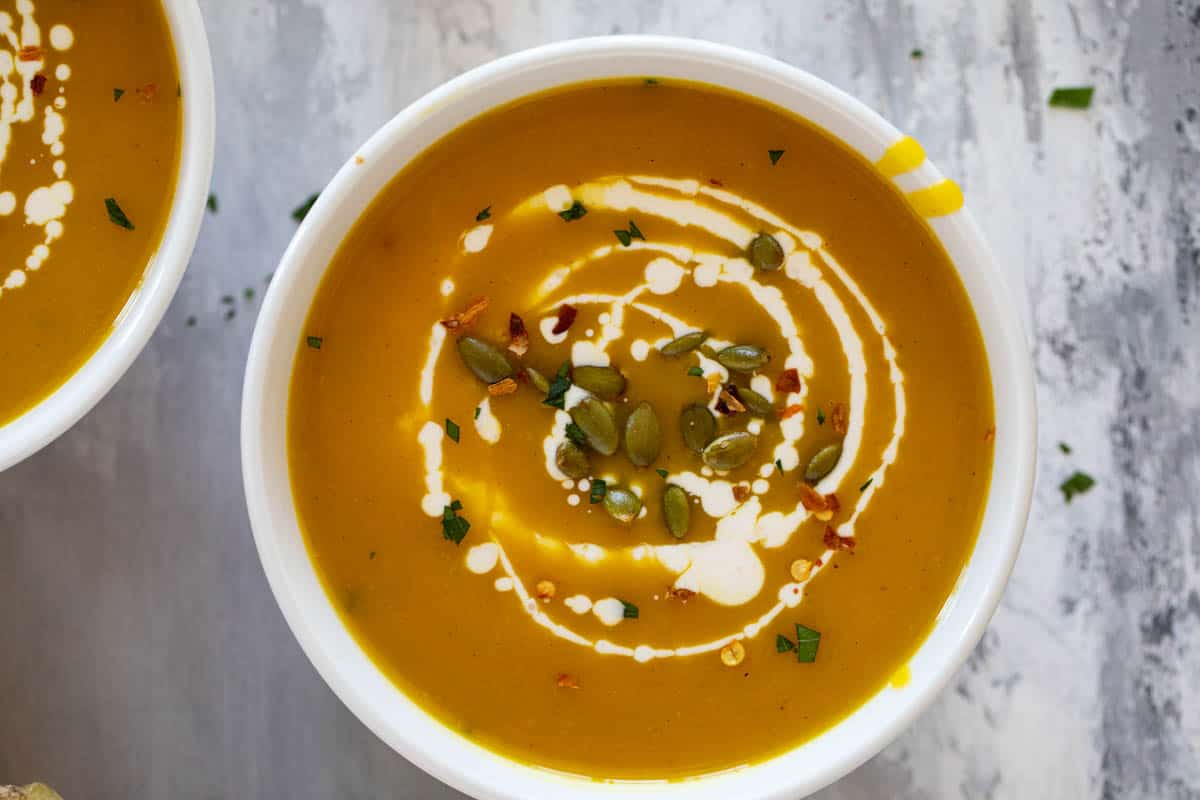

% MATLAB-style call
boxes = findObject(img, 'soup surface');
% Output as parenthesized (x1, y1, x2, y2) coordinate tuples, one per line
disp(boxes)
(290, 80, 994, 779)
(0, 0, 181, 425)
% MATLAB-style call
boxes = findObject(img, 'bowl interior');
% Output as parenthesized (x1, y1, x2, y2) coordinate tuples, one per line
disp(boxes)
(0, 0, 215, 472)
(242, 36, 1035, 800)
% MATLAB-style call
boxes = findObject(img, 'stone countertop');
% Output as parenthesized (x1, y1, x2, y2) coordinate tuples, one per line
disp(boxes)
(1, 1, 1197, 798)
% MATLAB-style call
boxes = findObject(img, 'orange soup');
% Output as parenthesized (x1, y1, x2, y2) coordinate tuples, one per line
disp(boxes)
(0, 0, 181, 425)
(289, 80, 994, 779)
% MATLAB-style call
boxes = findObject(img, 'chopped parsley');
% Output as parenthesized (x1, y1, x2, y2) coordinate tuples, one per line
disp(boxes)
(643, 77, 659, 85)
(104, 197, 134, 230)
(776, 634, 796, 653)
(565, 422, 588, 447)
(474, 406, 481, 420)
(816, 407, 826, 425)
(558, 200, 587, 222)
(860, 477, 873, 492)
(910, 48, 924, 59)
(445, 418, 460, 443)
(795, 623, 821, 663)
(221, 295, 235, 305)
(1058, 442, 1072, 454)
(306, 335, 323, 350)
(655, 468, 669, 479)
(620, 600, 639, 619)
(768, 149, 785, 165)
(589, 478, 607, 504)
(687, 366, 704, 377)
(441, 500, 470, 544)
(292, 192, 319, 222)
(113, 87, 125, 102)
(543, 361, 572, 409)
(243, 287, 255, 301)
(614, 229, 632, 247)
(207, 193, 218, 213)
(475, 205, 491, 222)
(1048, 86, 1094, 109)
(628, 220, 644, 240)
(1060, 471, 1095, 503)
(775, 458, 784, 475)
(185, 316, 196, 327)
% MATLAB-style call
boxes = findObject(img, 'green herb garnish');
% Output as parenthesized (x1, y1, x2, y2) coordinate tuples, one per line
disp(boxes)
(655, 468, 669, 479)
(292, 192, 319, 222)
(113, 88, 125, 102)
(207, 193, 218, 213)
(445, 418, 460, 443)
(614, 229, 632, 247)
(221, 294, 234, 305)
(1060, 471, 1095, 503)
(185, 316, 196, 327)
(1048, 86, 1094, 109)
(795, 623, 821, 663)
(243, 287, 255, 301)
(565, 422, 588, 447)
(860, 477, 873, 492)
(224, 309, 236, 322)
(1058, 442, 1072, 454)
(441, 500, 470, 544)
(628, 220, 644, 240)
(775, 458, 784, 475)
(910, 48, 924, 59)
(104, 197, 134, 230)
(474, 407, 481, 420)
(768, 149, 785, 165)
(817, 407, 826, 425)
(475, 206, 491, 222)
(559, 200, 587, 222)
(776, 634, 795, 653)
(543, 361, 572, 409)
(306, 336, 323, 350)
(643, 77, 659, 86)
(589, 478, 607, 504)
(687, 366, 704, 377)
(620, 600, 639, 619)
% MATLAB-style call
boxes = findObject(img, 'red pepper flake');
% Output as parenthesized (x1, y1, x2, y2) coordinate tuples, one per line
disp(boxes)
(136, 82, 158, 101)
(439, 296, 489, 332)
(666, 586, 696, 602)
(30, 73, 47, 96)
(775, 368, 802, 394)
(709, 178, 724, 187)
(18, 45, 43, 62)
(799, 484, 839, 513)
(551, 303, 578, 335)
(717, 384, 747, 415)
(507, 312, 529, 356)
(984, 426, 996, 443)
(823, 525, 856, 552)
(830, 402, 849, 435)
(555, 673, 580, 689)
(487, 377, 518, 397)
(732, 484, 751, 503)
(779, 403, 805, 420)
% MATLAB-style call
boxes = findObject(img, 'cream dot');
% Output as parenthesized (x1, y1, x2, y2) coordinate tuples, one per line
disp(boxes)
(55, 64, 70, 81)
(0, 192, 15, 216)
(49, 24, 74, 50)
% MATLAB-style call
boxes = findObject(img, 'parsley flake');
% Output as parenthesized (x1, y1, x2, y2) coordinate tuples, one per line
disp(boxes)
(795, 623, 821, 663)
(1058, 442, 1072, 454)
(474, 407, 481, 420)
(768, 149, 785, 165)
(687, 366, 704, 377)
(475, 206, 491, 222)
(565, 422, 588, 447)
(776, 634, 796, 653)
(558, 200, 587, 222)
(445, 418, 460, 443)
(113, 87, 125, 102)
(620, 600, 639, 619)
(628, 220, 644, 240)
(655, 468, 669, 479)
(1048, 86, 1094, 109)
(543, 361, 572, 409)
(614, 229, 632, 247)
(292, 192, 319, 223)
(1060, 471, 1095, 503)
(306, 335, 323, 350)
(860, 477, 873, 492)
(441, 501, 470, 544)
(589, 478, 607, 505)
(775, 458, 784, 475)
(817, 407, 826, 425)
(910, 48, 924, 59)
(207, 194, 218, 213)
(104, 198, 134, 230)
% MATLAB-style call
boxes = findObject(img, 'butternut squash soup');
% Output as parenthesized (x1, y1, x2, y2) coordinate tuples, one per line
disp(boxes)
(289, 80, 994, 780)
(0, 0, 181, 425)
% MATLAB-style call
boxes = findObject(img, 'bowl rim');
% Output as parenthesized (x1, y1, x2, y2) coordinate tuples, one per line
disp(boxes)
(242, 34, 1036, 800)
(0, 0, 215, 472)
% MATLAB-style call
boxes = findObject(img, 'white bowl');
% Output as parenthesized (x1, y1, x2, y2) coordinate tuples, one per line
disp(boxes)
(242, 36, 1036, 800)
(0, 0, 215, 472)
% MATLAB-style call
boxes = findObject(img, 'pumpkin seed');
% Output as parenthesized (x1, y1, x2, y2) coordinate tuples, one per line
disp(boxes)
(805, 442, 843, 482)
(680, 404, 717, 453)
(570, 396, 619, 455)
(526, 366, 551, 394)
(555, 440, 590, 479)
(748, 232, 785, 271)
(739, 386, 774, 417)
(662, 485, 690, 539)
(717, 344, 770, 372)
(572, 365, 626, 399)
(603, 486, 642, 523)
(702, 431, 758, 471)
(624, 401, 661, 466)
(660, 331, 709, 357)
(457, 336, 513, 384)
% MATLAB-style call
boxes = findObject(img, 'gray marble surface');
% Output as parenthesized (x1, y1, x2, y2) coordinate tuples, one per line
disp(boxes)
(2, 1, 1198, 798)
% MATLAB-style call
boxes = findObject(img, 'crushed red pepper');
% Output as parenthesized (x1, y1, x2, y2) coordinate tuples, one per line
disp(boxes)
(18, 45, 42, 62)
(440, 296, 489, 331)
(30, 74, 47, 96)
(488, 377, 518, 396)
(830, 402, 849, 435)
(775, 368, 802, 394)
(551, 303, 578, 335)
(779, 403, 804, 420)
(507, 312, 529, 356)
(823, 525, 856, 552)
